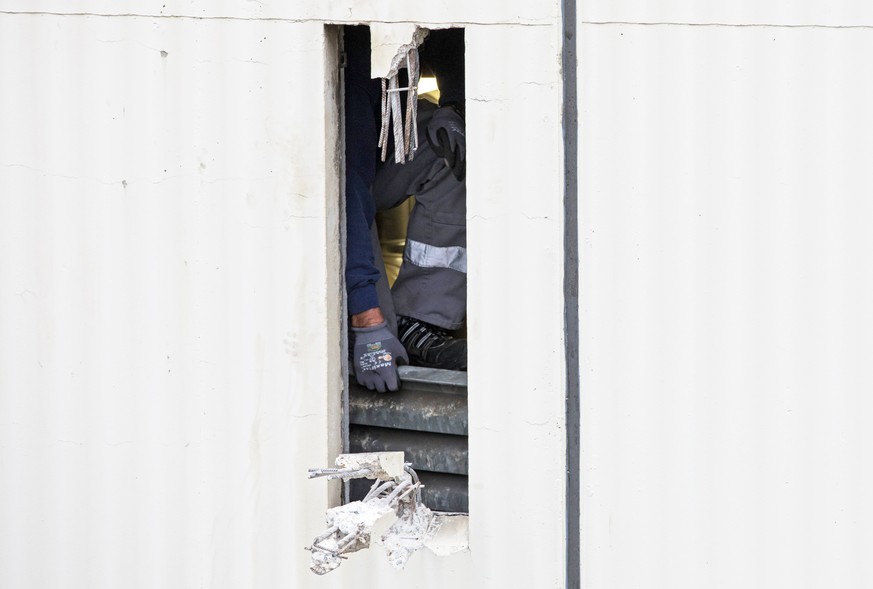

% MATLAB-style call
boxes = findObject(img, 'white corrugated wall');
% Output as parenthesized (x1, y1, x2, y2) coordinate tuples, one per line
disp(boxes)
(0, 3, 569, 589)
(0, 13, 345, 588)
(7, 1, 873, 588)
(579, 4, 873, 588)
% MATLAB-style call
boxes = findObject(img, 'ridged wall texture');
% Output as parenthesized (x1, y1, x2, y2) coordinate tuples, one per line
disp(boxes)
(0, 5, 568, 589)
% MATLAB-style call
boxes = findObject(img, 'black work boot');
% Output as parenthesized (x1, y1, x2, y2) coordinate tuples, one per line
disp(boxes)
(397, 315, 467, 371)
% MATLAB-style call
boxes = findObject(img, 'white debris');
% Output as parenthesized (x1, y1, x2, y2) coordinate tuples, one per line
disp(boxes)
(380, 500, 441, 569)
(308, 500, 396, 575)
(335, 451, 407, 481)
(306, 452, 441, 574)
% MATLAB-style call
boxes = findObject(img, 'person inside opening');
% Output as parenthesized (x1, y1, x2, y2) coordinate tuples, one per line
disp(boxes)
(344, 26, 466, 392)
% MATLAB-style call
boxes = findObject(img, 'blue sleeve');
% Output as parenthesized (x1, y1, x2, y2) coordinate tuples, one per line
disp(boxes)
(344, 26, 382, 315)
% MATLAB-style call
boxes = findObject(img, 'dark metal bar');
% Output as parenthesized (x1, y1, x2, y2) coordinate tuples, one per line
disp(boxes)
(349, 386, 468, 435)
(414, 471, 469, 513)
(562, 0, 582, 587)
(349, 425, 468, 475)
(396, 365, 468, 395)
(348, 470, 467, 513)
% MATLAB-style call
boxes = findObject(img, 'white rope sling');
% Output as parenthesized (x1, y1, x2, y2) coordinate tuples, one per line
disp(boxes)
(378, 27, 429, 165)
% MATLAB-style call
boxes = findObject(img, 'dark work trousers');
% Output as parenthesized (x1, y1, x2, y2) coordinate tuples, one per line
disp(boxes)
(373, 100, 467, 331)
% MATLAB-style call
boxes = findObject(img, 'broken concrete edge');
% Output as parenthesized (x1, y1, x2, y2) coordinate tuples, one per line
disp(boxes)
(425, 513, 469, 557)
(335, 451, 407, 481)
(369, 23, 428, 79)
(333, 452, 469, 557)
(307, 453, 468, 574)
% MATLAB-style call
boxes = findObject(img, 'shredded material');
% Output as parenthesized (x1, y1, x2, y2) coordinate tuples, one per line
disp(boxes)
(306, 452, 440, 575)
(378, 27, 429, 165)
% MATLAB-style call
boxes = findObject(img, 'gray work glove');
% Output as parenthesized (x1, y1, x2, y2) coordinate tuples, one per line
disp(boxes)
(426, 105, 466, 182)
(351, 321, 408, 392)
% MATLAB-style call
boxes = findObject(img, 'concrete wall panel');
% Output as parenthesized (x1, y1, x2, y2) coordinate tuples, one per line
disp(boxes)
(579, 22, 873, 589)
(580, 0, 873, 27)
(0, 9, 569, 589)
(0, 1, 560, 26)
(0, 14, 341, 589)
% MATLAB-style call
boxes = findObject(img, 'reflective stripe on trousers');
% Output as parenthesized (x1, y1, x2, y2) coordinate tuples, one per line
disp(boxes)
(404, 239, 467, 274)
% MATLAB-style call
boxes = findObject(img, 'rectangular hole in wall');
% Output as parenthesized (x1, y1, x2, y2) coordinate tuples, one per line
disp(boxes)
(339, 24, 468, 513)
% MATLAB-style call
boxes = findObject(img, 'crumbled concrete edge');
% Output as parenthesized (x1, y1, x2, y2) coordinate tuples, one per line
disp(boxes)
(336, 451, 406, 481)
(307, 452, 454, 574)
(425, 513, 469, 556)
(369, 23, 429, 80)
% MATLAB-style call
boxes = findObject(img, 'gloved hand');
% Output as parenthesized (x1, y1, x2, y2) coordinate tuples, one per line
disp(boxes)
(351, 321, 409, 392)
(426, 105, 466, 182)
